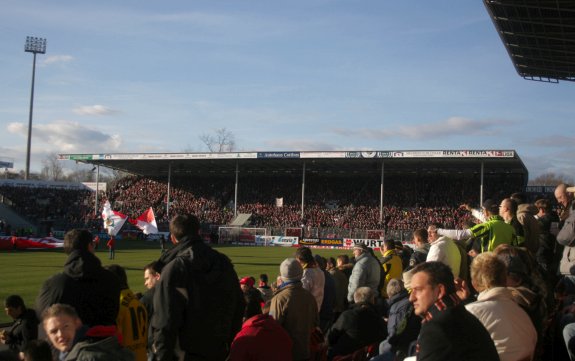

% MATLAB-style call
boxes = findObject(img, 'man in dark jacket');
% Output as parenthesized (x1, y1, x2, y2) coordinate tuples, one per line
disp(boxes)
(151, 214, 245, 361)
(1, 295, 39, 354)
(36, 229, 121, 327)
(409, 262, 499, 361)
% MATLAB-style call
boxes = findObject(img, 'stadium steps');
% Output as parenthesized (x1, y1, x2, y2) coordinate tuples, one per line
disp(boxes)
(229, 213, 252, 226)
(0, 203, 37, 234)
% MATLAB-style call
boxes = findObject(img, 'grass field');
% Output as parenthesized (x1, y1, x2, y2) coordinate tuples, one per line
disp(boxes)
(0, 239, 349, 324)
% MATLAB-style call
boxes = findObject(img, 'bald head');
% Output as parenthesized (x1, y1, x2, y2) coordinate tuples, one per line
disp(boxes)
(555, 184, 572, 208)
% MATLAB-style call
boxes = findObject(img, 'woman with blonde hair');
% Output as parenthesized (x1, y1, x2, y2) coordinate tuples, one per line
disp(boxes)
(465, 252, 537, 361)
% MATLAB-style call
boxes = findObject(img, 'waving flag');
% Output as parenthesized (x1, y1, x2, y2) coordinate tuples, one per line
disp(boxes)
(130, 207, 158, 235)
(102, 201, 128, 236)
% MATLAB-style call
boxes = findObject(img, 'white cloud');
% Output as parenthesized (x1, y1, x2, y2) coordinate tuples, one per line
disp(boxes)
(43, 55, 74, 65)
(7, 120, 122, 153)
(331, 117, 507, 140)
(73, 105, 118, 116)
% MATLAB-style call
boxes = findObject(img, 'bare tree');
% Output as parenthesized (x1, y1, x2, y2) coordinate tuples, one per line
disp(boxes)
(40, 153, 64, 181)
(199, 128, 236, 152)
(528, 172, 574, 186)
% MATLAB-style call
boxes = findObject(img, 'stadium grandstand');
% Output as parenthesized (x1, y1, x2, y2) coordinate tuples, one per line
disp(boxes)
(0, 149, 521, 243)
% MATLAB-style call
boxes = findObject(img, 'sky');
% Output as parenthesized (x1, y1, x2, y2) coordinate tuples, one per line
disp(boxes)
(1, 0, 574, 181)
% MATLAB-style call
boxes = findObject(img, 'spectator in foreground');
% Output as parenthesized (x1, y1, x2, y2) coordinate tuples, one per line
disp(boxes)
(151, 214, 245, 361)
(106, 264, 149, 361)
(36, 229, 121, 327)
(295, 247, 325, 311)
(464, 252, 537, 361)
(408, 262, 499, 361)
(347, 244, 381, 303)
(257, 274, 274, 303)
(229, 291, 292, 361)
(326, 287, 386, 360)
(0, 295, 39, 354)
(42, 303, 134, 361)
(270, 258, 318, 361)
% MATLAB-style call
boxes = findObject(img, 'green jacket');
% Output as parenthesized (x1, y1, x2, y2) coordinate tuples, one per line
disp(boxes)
(470, 215, 516, 252)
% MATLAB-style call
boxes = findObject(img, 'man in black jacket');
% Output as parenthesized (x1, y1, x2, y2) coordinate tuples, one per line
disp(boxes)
(408, 262, 499, 361)
(151, 214, 245, 361)
(36, 229, 121, 327)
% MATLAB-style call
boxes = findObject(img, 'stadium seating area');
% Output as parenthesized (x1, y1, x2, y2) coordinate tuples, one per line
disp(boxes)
(0, 173, 528, 236)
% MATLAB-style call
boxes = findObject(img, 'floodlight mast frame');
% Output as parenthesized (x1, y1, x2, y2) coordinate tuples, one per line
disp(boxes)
(24, 36, 47, 180)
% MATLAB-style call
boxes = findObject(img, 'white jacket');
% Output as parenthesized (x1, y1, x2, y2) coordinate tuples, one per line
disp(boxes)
(426, 236, 461, 277)
(465, 287, 537, 361)
(301, 266, 325, 310)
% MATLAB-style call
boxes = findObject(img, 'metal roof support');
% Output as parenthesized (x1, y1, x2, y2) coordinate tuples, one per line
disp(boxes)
(301, 162, 306, 219)
(380, 161, 385, 224)
(166, 163, 172, 219)
(480, 161, 485, 207)
(234, 161, 239, 218)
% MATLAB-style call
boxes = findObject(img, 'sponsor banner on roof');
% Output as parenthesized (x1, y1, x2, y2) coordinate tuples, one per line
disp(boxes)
(257, 152, 300, 159)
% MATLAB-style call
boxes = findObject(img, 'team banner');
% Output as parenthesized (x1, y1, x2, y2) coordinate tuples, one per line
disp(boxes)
(0, 236, 64, 250)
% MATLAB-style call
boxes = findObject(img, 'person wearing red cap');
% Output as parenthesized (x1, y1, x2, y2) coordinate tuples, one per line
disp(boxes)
(240, 277, 264, 310)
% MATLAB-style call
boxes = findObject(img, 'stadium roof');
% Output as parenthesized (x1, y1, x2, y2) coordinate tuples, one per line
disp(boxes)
(484, 0, 575, 83)
(59, 149, 528, 179)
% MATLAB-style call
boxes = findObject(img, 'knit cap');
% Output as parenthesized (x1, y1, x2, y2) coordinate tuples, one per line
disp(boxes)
(280, 258, 303, 282)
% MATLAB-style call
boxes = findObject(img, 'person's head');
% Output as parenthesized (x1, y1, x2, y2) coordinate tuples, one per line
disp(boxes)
(409, 262, 456, 316)
(427, 223, 442, 243)
(412, 229, 428, 247)
(314, 255, 327, 270)
(555, 183, 573, 208)
(510, 192, 527, 205)
(499, 198, 517, 219)
(279, 258, 303, 283)
(470, 252, 507, 292)
(63, 229, 94, 254)
(243, 290, 262, 321)
(353, 287, 376, 304)
(295, 246, 315, 266)
(42, 304, 82, 353)
(259, 273, 269, 286)
(482, 199, 500, 217)
(493, 244, 530, 287)
(535, 198, 550, 216)
(4, 295, 25, 320)
(382, 239, 395, 252)
(352, 243, 369, 259)
(386, 278, 405, 299)
(144, 261, 161, 289)
(239, 276, 255, 292)
(326, 257, 337, 270)
(105, 264, 129, 289)
(21, 340, 53, 361)
(337, 254, 349, 267)
(169, 214, 201, 244)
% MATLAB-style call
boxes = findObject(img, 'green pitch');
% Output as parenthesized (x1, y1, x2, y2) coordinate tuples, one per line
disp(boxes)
(0, 240, 349, 324)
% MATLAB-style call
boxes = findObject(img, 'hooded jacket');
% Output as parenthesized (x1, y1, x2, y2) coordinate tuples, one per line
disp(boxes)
(229, 314, 293, 361)
(36, 250, 121, 327)
(64, 325, 134, 361)
(151, 236, 245, 361)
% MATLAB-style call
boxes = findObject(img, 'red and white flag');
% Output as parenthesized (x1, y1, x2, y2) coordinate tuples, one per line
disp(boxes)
(130, 207, 158, 235)
(102, 201, 128, 236)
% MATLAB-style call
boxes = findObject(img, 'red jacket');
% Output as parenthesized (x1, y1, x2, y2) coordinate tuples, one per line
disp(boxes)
(229, 314, 292, 361)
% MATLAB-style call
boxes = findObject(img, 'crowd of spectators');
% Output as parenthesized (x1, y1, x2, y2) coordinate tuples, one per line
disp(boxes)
(0, 173, 530, 236)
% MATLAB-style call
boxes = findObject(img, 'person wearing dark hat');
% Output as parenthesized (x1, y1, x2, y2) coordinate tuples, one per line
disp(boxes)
(269, 258, 318, 361)
(436, 199, 516, 253)
(347, 244, 381, 303)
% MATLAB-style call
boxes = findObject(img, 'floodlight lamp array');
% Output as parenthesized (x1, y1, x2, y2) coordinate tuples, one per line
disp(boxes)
(25, 36, 47, 54)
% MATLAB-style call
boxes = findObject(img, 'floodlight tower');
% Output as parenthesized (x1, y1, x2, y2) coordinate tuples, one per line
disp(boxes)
(24, 36, 47, 180)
